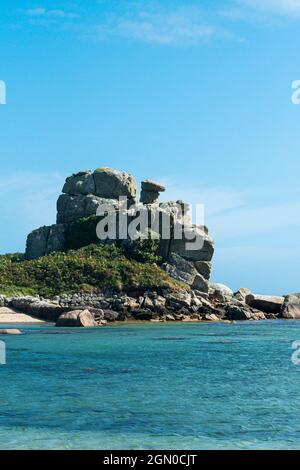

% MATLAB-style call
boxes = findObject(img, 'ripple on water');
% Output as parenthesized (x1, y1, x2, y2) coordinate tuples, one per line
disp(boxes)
(0, 321, 299, 449)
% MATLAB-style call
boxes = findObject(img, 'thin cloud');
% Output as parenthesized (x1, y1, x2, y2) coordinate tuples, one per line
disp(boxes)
(0, 171, 64, 228)
(95, 6, 229, 45)
(23, 8, 79, 19)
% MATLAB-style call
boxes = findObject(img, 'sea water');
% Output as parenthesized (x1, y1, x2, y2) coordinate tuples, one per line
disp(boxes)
(0, 320, 300, 450)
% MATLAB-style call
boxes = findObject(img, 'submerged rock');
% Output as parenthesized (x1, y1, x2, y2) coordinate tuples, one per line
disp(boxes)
(56, 309, 98, 327)
(0, 329, 22, 335)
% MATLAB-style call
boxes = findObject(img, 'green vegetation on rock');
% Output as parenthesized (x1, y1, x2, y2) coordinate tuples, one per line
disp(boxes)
(0, 244, 182, 298)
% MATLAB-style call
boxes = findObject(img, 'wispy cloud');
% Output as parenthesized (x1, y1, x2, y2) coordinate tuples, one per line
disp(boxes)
(163, 178, 300, 240)
(95, 6, 230, 45)
(235, 0, 300, 18)
(23, 7, 79, 20)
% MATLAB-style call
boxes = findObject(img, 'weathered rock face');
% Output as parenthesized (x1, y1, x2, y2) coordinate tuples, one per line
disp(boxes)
(194, 261, 212, 279)
(192, 274, 209, 294)
(234, 288, 252, 302)
(246, 294, 284, 314)
(281, 294, 300, 319)
(56, 309, 98, 327)
(94, 168, 137, 200)
(210, 283, 233, 303)
(57, 194, 126, 224)
(63, 168, 137, 200)
(226, 305, 266, 321)
(63, 171, 95, 196)
(163, 252, 197, 285)
(25, 224, 66, 261)
(9, 297, 64, 321)
(0, 329, 22, 335)
(25, 226, 49, 261)
(159, 201, 191, 225)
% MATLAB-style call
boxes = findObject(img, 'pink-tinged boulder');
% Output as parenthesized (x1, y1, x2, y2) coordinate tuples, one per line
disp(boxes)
(56, 309, 97, 327)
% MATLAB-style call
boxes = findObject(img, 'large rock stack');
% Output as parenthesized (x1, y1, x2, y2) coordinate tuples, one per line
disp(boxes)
(25, 167, 214, 293)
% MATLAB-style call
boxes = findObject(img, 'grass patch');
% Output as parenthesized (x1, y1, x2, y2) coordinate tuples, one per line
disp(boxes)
(0, 244, 183, 298)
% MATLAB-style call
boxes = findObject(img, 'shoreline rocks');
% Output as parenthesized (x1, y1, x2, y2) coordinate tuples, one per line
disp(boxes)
(140, 180, 165, 205)
(0, 329, 22, 335)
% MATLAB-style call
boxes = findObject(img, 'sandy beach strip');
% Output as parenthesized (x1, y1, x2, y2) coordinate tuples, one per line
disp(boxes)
(0, 307, 46, 323)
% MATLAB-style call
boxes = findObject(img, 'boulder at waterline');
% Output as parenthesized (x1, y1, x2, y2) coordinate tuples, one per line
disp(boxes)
(281, 294, 300, 319)
(56, 309, 98, 327)
(210, 283, 233, 303)
(246, 294, 284, 314)
(234, 288, 252, 302)
(62, 171, 95, 196)
(226, 305, 266, 321)
(94, 167, 137, 200)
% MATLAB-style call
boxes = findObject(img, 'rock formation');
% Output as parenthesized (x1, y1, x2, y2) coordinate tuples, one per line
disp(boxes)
(140, 180, 165, 204)
(25, 166, 214, 293)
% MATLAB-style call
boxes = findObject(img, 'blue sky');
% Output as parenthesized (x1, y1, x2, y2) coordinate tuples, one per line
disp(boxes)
(1, 0, 300, 294)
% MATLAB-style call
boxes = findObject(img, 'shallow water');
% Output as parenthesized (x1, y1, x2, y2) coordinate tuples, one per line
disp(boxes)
(0, 320, 300, 449)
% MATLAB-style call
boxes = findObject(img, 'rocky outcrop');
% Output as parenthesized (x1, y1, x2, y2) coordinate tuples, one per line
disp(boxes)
(140, 180, 165, 205)
(56, 309, 98, 327)
(25, 167, 215, 294)
(93, 167, 137, 200)
(0, 329, 22, 335)
(56, 194, 126, 224)
(245, 294, 284, 314)
(62, 168, 137, 200)
(62, 171, 95, 195)
(1, 283, 298, 325)
(210, 283, 233, 303)
(163, 253, 198, 285)
(25, 224, 66, 260)
(281, 294, 300, 319)
(168, 224, 214, 263)
(234, 288, 252, 302)
(226, 305, 266, 321)
(9, 297, 64, 321)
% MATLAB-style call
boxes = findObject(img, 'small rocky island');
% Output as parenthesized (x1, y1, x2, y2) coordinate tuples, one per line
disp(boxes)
(0, 167, 299, 327)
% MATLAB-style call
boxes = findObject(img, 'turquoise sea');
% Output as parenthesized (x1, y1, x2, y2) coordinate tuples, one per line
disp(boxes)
(1, 320, 300, 450)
